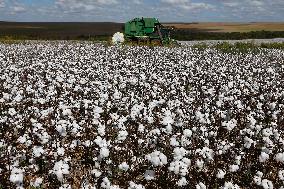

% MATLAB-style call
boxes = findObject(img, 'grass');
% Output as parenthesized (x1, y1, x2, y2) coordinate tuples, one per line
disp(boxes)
(191, 42, 284, 54)
(165, 22, 284, 33)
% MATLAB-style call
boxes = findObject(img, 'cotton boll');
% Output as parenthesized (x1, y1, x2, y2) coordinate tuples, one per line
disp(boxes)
(91, 169, 102, 178)
(10, 167, 24, 186)
(101, 177, 111, 188)
(161, 110, 174, 126)
(173, 147, 188, 160)
(128, 181, 145, 189)
(32, 146, 44, 157)
(229, 164, 239, 172)
(50, 160, 70, 182)
(118, 162, 129, 171)
(57, 147, 65, 156)
(176, 177, 188, 186)
(59, 184, 72, 189)
(170, 137, 180, 146)
(261, 179, 273, 189)
(253, 171, 263, 185)
(216, 169, 226, 179)
(112, 32, 125, 45)
(56, 124, 67, 136)
(275, 152, 284, 163)
(145, 151, 167, 167)
(117, 130, 128, 141)
(138, 124, 145, 133)
(62, 108, 72, 116)
(244, 136, 254, 148)
(222, 182, 240, 189)
(259, 152, 269, 163)
(195, 159, 204, 170)
(183, 129, 192, 138)
(144, 170, 155, 180)
(30, 177, 43, 187)
(196, 182, 206, 189)
(278, 170, 284, 180)
(100, 147, 110, 158)
(222, 119, 237, 131)
(8, 108, 17, 116)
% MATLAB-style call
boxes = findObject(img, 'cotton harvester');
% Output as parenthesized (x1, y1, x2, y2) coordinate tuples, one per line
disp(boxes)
(112, 17, 176, 45)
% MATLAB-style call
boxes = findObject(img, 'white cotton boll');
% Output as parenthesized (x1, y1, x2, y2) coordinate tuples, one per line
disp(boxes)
(176, 177, 188, 186)
(165, 124, 173, 134)
(216, 169, 226, 179)
(269, 102, 276, 110)
(56, 125, 67, 136)
(62, 108, 72, 116)
(113, 90, 122, 100)
(32, 146, 44, 157)
(222, 182, 240, 189)
(254, 175, 262, 186)
(101, 177, 111, 188)
(244, 136, 254, 148)
(128, 181, 145, 189)
(170, 137, 180, 146)
(17, 135, 27, 144)
(173, 147, 188, 160)
(110, 185, 121, 189)
(94, 136, 108, 148)
(144, 170, 155, 180)
(138, 124, 145, 133)
(59, 184, 72, 189)
(196, 182, 206, 189)
(10, 167, 24, 185)
(51, 160, 70, 182)
(118, 162, 129, 171)
(259, 152, 269, 163)
(14, 94, 23, 102)
(278, 170, 284, 180)
(100, 147, 110, 158)
(222, 119, 237, 131)
(196, 147, 214, 161)
(183, 129, 192, 138)
(8, 108, 17, 116)
(261, 179, 273, 189)
(97, 124, 106, 136)
(91, 169, 102, 178)
(112, 32, 125, 45)
(229, 164, 239, 172)
(161, 110, 174, 125)
(57, 147, 65, 156)
(262, 128, 273, 137)
(195, 159, 204, 169)
(117, 130, 128, 141)
(30, 177, 43, 187)
(146, 151, 167, 167)
(275, 152, 284, 163)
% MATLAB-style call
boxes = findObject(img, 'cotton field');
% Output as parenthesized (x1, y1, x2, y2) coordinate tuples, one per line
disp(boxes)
(0, 41, 284, 189)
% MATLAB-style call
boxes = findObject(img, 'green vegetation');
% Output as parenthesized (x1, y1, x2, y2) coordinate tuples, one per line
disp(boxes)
(191, 42, 284, 54)
(173, 30, 284, 41)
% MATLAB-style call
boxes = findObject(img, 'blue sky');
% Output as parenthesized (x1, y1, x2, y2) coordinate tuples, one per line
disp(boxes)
(0, 0, 283, 22)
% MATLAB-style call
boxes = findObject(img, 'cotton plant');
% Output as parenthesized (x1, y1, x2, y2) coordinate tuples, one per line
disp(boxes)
(0, 41, 283, 188)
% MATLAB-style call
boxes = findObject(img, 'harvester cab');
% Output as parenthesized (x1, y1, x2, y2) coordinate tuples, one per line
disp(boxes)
(124, 17, 175, 45)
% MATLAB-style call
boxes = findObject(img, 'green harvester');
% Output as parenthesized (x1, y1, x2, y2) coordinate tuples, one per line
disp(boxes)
(124, 17, 174, 45)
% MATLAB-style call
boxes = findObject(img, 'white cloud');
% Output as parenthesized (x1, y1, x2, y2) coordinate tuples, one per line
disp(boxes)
(0, 0, 5, 8)
(160, 0, 214, 11)
(12, 5, 26, 13)
(56, 0, 118, 11)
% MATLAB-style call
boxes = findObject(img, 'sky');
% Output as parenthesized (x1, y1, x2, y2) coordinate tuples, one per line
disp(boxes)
(0, 0, 283, 22)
